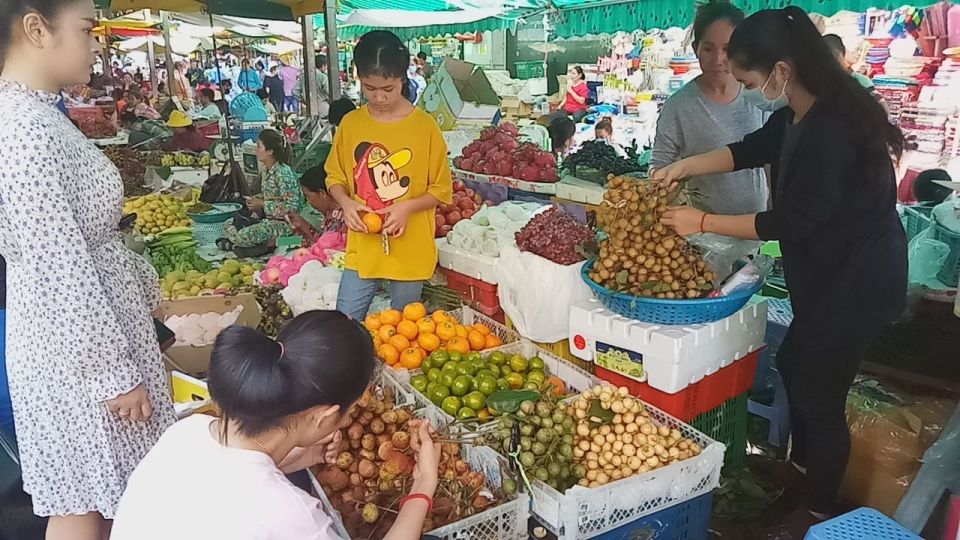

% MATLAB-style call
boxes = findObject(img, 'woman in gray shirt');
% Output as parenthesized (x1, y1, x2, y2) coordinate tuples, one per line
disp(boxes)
(653, 2, 769, 216)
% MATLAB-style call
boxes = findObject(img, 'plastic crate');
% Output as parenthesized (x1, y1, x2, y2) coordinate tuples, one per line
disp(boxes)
(504, 315, 595, 374)
(191, 219, 228, 245)
(689, 393, 748, 469)
(587, 492, 713, 540)
(581, 260, 763, 325)
(902, 205, 932, 240)
(933, 221, 960, 286)
(804, 507, 921, 540)
(595, 349, 761, 422)
(515, 61, 546, 80)
(441, 267, 501, 317)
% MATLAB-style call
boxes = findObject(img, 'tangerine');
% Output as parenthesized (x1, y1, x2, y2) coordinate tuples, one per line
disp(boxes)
(431, 310, 451, 324)
(379, 309, 403, 327)
(399, 348, 424, 369)
(436, 321, 457, 341)
(388, 334, 411, 351)
(447, 336, 471, 355)
(402, 302, 427, 322)
(378, 344, 400, 365)
(418, 332, 441, 352)
(378, 325, 397, 342)
(372, 334, 383, 348)
(417, 318, 437, 335)
(473, 324, 492, 336)
(364, 315, 382, 331)
(363, 212, 383, 234)
(467, 330, 487, 351)
(484, 334, 503, 349)
(396, 320, 419, 340)
(454, 325, 469, 339)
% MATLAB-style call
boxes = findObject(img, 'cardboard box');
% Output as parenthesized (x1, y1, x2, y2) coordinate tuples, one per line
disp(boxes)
(419, 59, 501, 131)
(157, 294, 261, 377)
(501, 96, 534, 119)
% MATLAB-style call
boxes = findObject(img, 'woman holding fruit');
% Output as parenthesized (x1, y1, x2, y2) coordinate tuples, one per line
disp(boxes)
(325, 30, 452, 321)
(653, 7, 906, 532)
(0, 0, 176, 538)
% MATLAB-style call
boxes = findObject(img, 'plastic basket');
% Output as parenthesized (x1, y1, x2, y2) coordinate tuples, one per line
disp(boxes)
(586, 492, 713, 540)
(581, 260, 763, 325)
(188, 203, 242, 224)
(689, 393, 748, 469)
(902, 205, 932, 240)
(932, 221, 960, 286)
(804, 507, 921, 540)
(191, 220, 228, 245)
(504, 315, 595, 374)
(441, 268, 501, 317)
(515, 61, 546, 80)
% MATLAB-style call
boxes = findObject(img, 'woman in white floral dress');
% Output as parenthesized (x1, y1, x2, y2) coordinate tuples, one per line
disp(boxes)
(0, 1, 175, 538)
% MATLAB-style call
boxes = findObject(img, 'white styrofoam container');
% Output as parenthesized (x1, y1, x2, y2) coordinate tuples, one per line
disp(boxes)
(555, 175, 606, 206)
(568, 298, 768, 395)
(437, 238, 501, 284)
(452, 168, 559, 195)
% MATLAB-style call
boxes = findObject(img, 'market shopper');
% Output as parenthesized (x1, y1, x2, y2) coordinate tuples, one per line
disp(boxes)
(0, 0, 176, 538)
(823, 33, 888, 110)
(652, 1, 769, 216)
(560, 65, 590, 121)
(190, 87, 222, 121)
(238, 58, 263, 92)
(111, 310, 443, 540)
(326, 30, 453, 320)
(653, 7, 907, 532)
(223, 128, 305, 249)
(125, 88, 160, 120)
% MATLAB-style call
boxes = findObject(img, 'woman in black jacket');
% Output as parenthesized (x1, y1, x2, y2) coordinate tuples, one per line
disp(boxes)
(653, 6, 907, 529)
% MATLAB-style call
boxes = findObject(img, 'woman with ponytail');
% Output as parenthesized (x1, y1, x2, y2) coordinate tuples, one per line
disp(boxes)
(653, 6, 907, 531)
(112, 310, 443, 539)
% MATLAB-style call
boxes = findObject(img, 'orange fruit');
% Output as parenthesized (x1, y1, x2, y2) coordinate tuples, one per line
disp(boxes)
(418, 332, 441, 352)
(417, 318, 436, 335)
(399, 348, 424, 369)
(455, 325, 469, 339)
(397, 320, 419, 341)
(379, 309, 402, 327)
(403, 302, 427, 322)
(378, 343, 400, 365)
(372, 333, 383, 348)
(436, 321, 457, 342)
(467, 330, 486, 351)
(418, 347, 429, 360)
(447, 336, 471, 355)
(378, 325, 397, 342)
(431, 310, 451, 324)
(473, 324, 492, 336)
(484, 334, 502, 349)
(388, 334, 411, 351)
(363, 212, 383, 234)
(364, 315, 382, 331)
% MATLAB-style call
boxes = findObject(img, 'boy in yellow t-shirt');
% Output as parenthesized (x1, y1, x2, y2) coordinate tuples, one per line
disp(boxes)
(326, 31, 452, 320)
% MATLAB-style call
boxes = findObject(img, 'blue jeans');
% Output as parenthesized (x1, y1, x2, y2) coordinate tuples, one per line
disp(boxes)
(284, 96, 300, 113)
(336, 269, 424, 321)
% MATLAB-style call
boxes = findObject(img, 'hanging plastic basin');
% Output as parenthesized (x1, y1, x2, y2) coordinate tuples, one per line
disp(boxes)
(580, 260, 763, 325)
(188, 202, 242, 224)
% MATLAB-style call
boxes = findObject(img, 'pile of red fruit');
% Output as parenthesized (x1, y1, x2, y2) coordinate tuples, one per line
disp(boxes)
(516, 207, 596, 265)
(434, 181, 490, 238)
(453, 123, 559, 183)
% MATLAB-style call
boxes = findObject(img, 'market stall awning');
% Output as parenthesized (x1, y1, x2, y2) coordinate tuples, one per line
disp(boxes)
(115, 34, 203, 55)
(107, 0, 327, 20)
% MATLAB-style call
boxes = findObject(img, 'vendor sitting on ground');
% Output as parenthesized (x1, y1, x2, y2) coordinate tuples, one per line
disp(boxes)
(190, 88, 223, 121)
(126, 89, 161, 120)
(594, 117, 627, 157)
(120, 112, 172, 149)
(287, 165, 346, 244)
(163, 111, 213, 153)
(223, 129, 305, 249)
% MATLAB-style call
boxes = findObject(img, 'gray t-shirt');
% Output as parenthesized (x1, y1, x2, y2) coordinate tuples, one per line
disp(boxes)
(652, 79, 770, 215)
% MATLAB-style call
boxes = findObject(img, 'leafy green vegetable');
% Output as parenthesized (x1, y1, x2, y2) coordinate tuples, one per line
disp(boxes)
(487, 390, 541, 414)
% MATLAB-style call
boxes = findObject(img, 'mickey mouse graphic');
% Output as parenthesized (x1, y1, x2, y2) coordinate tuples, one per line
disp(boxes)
(352, 142, 412, 210)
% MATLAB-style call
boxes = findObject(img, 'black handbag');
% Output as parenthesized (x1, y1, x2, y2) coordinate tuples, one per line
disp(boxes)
(199, 161, 250, 204)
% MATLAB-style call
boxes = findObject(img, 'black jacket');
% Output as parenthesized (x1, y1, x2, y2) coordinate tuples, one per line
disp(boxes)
(728, 104, 907, 342)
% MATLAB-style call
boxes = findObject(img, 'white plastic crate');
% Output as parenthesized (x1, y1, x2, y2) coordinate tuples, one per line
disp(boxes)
(453, 168, 559, 195)
(437, 238, 501, 284)
(528, 399, 724, 539)
(556, 176, 606, 205)
(568, 298, 767, 394)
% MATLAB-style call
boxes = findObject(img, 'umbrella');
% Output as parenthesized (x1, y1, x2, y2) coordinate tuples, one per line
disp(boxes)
(108, 0, 327, 20)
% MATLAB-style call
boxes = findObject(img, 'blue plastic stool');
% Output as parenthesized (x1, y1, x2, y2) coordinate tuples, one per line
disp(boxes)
(749, 298, 792, 447)
(804, 508, 921, 540)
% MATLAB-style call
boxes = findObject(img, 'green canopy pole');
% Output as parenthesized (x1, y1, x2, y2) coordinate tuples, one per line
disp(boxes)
(301, 16, 318, 116)
(324, 2, 340, 101)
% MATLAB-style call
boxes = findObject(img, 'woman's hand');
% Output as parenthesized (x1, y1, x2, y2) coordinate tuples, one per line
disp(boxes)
(649, 160, 689, 190)
(377, 201, 414, 237)
(340, 198, 373, 233)
(660, 206, 706, 236)
(106, 384, 152, 421)
(286, 212, 317, 244)
(245, 197, 264, 212)
(409, 419, 441, 494)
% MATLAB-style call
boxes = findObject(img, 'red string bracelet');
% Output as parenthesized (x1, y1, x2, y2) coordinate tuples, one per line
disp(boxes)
(399, 493, 433, 512)
(699, 213, 708, 234)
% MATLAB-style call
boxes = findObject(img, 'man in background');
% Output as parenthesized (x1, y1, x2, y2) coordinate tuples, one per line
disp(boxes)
(416, 51, 434, 80)
(295, 53, 331, 115)
(186, 59, 204, 88)
(279, 60, 300, 113)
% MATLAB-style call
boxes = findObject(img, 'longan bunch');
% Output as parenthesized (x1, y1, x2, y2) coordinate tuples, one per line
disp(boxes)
(568, 384, 703, 488)
(590, 176, 715, 299)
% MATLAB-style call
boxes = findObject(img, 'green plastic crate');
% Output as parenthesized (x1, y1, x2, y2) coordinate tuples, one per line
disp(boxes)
(903, 205, 933, 241)
(690, 392, 748, 469)
(515, 61, 545, 80)
(933, 221, 960, 286)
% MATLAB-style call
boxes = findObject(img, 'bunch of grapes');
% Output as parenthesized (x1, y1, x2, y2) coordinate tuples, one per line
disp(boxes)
(515, 207, 596, 266)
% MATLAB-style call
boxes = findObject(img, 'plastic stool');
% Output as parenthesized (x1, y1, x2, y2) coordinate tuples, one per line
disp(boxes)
(804, 508, 922, 540)
(749, 298, 793, 447)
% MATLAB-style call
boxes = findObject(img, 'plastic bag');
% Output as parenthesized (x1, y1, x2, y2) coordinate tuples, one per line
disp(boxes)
(688, 233, 762, 286)
(907, 229, 950, 285)
(496, 245, 593, 343)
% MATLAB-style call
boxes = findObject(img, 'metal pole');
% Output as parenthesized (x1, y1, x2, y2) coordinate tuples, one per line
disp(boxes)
(324, 5, 341, 101)
(208, 8, 235, 166)
(160, 11, 177, 100)
(147, 36, 158, 100)
(301, 16, 318, 116)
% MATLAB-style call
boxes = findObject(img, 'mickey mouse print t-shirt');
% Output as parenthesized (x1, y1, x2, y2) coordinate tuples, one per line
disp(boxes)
(325, 106, 453, 281)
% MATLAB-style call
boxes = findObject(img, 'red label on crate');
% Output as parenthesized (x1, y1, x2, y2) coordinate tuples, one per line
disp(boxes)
(573, 334, 586, 350)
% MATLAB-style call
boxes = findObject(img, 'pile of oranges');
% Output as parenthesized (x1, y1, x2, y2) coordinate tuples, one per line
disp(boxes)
(364, 302, 503, 370)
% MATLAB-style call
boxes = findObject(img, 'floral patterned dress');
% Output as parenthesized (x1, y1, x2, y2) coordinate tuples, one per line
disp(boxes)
(0, 81, 175, 517)
(226, 162, 305, 247)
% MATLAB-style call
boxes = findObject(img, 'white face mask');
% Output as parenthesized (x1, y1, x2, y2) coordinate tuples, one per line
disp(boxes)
(742, 69, 789, 112)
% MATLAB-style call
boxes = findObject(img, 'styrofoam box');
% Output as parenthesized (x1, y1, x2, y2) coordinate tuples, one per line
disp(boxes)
(568, 297, 768, 395)
(452, 168, 559, 195)
(437, 238, 500, 284)
(556, 175, 606, 205)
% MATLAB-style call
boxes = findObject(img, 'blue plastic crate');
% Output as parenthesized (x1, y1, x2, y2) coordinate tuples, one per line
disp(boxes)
(591, 493, 712, 540)
(581, 260, 762, 325)
(804, 508, 921, 540)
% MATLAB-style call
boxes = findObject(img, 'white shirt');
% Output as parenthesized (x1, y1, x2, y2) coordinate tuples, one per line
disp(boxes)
(111, 415, 345, 540)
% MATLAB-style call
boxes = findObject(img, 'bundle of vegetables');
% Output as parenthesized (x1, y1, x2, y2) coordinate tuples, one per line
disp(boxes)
(453, 123, 558, 183)
(148, 228, 212, 277)
(515, 207, 596, 265)
(569, 384, 703, 488)
(104, 146, 150, 197)
(254, 285, 293, 338)
(562, 140, 643, 182)
(313, 387, 506, 537)
(589, 177, 715, 299)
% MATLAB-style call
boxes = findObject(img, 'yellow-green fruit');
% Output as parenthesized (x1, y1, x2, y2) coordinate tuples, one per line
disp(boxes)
(240, 265, 255, 276)
(221, 260, 241, 275)
(216, 271, 232, 282)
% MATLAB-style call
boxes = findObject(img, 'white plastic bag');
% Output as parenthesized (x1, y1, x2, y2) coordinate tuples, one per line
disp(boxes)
(496, 245, 594, 343)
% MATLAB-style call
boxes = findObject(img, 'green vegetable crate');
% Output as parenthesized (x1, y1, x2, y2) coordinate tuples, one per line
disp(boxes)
(514, 61, 545, 80)
(689, 392, 749, 470)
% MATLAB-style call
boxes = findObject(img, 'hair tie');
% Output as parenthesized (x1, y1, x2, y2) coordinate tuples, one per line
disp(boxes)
(277, 341, 285, 360)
